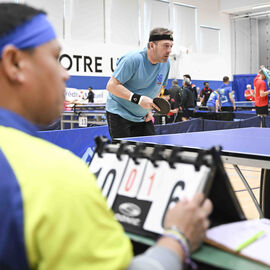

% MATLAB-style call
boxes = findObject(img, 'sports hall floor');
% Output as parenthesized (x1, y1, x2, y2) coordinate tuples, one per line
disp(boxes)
(225, 164, 260, 219)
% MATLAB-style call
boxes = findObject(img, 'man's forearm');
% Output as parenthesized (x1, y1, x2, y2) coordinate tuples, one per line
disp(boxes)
(128, 245, 183, 270)
(260, 90, 270, 97)
(106, 77, 133, 100)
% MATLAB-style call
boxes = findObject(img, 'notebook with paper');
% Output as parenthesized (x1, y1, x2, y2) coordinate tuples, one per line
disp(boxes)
(205, 219, 270, 267)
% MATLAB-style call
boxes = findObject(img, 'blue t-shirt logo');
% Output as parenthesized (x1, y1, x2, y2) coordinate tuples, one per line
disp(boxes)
(156, 74, 163, 85)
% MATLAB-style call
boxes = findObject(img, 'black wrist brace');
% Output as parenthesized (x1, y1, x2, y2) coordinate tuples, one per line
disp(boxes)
(131, 93, 141, 104)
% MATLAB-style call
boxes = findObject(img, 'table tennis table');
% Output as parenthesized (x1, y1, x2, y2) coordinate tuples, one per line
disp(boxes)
(199, 101, 258, 111)
(118, 127, 270, 269)
(120, 127, 270, 218)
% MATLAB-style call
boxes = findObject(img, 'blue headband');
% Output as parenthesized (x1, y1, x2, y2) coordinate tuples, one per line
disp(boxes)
(0, 14, 56, 58)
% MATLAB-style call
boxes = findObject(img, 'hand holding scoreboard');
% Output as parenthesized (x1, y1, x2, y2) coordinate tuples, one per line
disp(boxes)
(163, 193, 212, 252)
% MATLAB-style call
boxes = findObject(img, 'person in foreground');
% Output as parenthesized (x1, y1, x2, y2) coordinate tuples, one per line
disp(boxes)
(106, 28, 173, 139)
(0, 3, 212, 270)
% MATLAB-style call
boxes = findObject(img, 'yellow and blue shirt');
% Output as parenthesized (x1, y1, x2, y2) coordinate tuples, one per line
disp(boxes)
(0, 108, 133, 270)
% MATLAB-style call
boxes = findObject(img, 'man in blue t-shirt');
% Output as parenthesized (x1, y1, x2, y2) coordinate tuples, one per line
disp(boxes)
(106, 28, 173, 138)
(218, 76, 236, 112)
(206, 90, 220, 112)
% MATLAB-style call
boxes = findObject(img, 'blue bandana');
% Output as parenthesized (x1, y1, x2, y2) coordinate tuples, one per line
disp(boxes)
(0, 13, 56, 58)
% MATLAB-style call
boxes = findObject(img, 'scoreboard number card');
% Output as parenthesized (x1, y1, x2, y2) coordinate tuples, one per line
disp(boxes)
(89, 138, 238, 240)
(89, 151, 129, 208)
(117, 157, 148, 198)
(142, 161, 212, 234)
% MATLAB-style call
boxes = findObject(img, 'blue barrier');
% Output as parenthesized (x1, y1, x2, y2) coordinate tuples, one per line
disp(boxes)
(264, 116, 270, 128)
(39, 125, 110, 164)
(239, 116, 261, 128)
(234, 112, 256, 119)
(155, 118, 203, 135)
(203, 119, 240, 131)
(155, 116, 263, 135)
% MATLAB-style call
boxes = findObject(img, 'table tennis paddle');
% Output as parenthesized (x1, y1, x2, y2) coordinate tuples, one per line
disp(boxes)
(153, 97, 171, 114)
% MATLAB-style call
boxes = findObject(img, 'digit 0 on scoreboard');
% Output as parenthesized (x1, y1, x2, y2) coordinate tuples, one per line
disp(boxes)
(89, 152, 130, 208)
(125, 168, 137, 192)
(118, 158, 148, 198)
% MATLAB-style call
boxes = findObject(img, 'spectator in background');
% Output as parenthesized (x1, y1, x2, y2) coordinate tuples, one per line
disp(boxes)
(254, 68, 270, 116)
(183, 74, 197, 106)
(200, 82, 213, 106)
(218, 76, 236, 112)
(85, 86, 95, 103)
(206, 90, 220, 112)
(169, 79, 181, 108)
(162, 89, 179, 123)
(196, 87, 200, 101)
(244, 84, 255, 101)
(180, 77, 196, 121)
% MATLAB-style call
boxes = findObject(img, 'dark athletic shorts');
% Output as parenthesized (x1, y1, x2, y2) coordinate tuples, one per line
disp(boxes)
(106, 111, 155, 139)
(256, 105, 268, 115)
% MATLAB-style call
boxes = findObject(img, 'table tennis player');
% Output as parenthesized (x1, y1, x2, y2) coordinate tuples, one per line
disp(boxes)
(106, 28, 173, 138)
(254, 68, 270, 116)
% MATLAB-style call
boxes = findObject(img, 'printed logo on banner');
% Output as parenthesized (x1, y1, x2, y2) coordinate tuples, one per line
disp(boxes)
(113, 195, 152, 230)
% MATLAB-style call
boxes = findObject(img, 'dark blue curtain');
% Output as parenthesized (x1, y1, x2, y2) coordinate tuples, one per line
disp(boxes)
(233, 74, 257, 101)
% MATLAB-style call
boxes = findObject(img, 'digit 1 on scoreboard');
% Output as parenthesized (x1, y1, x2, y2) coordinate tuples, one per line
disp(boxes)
(147, 173, 155, 197)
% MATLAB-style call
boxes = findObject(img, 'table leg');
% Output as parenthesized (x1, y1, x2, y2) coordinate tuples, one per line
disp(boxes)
(260, 169, 270, 218)
(233, 165, 264, 218)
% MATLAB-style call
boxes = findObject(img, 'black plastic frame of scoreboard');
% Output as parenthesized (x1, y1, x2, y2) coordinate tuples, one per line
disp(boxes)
(91, 137, 246, 240)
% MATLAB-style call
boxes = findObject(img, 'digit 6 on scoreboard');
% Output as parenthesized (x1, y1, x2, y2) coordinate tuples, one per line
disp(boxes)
(161, 180, 185, 227)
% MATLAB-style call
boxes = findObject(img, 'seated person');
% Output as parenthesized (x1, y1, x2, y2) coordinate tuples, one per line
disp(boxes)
(244, 84, 255, 101)
(207, 90, 220, 112)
